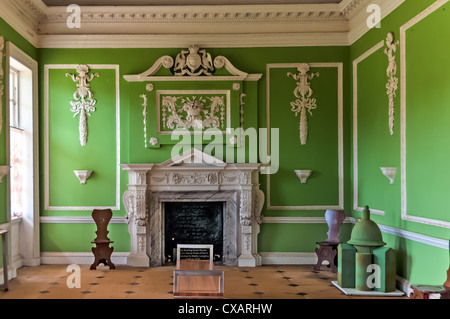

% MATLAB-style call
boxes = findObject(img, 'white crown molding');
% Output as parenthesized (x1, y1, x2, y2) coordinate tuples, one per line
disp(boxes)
(38, 32, 351, 48)
(348, 0, 406, 45)
(0, 0, 404, 48)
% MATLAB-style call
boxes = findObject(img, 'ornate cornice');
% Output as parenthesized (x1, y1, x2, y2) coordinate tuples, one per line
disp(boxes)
(0, 0, 405, 48)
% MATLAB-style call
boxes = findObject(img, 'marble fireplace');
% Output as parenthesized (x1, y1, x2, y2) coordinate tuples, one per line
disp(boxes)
(121, 148, 264, 267)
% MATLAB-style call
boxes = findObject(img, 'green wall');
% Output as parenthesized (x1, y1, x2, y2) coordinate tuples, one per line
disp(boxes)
(1, 0, 449, 288)
(39, 46, 351, 254)
(351, 0, 450, 285)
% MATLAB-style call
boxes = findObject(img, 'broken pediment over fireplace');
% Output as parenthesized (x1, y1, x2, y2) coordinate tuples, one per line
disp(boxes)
(121, 148, 265, 267)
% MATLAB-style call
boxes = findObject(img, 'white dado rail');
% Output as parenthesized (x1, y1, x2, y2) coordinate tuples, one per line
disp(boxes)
(121, 148, 265, 267)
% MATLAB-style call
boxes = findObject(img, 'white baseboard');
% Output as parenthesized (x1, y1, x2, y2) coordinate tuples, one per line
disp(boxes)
(0, 267, 17, 285)
(40, 252, 129, 266)
(260, 252, 317, 265)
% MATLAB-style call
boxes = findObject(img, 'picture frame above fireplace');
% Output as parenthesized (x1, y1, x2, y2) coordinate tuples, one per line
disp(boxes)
(123, 46, 262, 147)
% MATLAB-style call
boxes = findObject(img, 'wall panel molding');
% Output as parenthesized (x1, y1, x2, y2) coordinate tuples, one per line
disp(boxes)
(400, 0, 450, 228)
(352, 39, 386, 216)
(44, 64, 121, 211)
(266, 63, 344, 211)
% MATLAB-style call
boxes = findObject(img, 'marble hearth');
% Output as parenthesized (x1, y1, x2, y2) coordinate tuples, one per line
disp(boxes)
(121, 148, 264, 267)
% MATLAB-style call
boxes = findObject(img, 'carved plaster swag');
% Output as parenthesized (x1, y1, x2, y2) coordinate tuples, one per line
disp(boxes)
(121, 148, 265, 267)
(288, 63, 319, 145)
(66, 65, 99, 146)
(384, 32, 399, 136)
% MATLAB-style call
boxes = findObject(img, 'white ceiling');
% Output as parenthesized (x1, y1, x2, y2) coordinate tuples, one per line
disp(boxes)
(41, 0, 342, 6)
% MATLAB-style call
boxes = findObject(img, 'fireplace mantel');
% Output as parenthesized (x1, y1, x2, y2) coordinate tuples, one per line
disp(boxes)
(121, 148, 265, 267)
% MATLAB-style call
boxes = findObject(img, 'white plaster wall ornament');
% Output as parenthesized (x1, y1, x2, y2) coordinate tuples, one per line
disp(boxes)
(380, 167, 396, 184)
(140, 94, 148, 148)
(174, 46, 214, 76)
(233, 83, 240, 90)
(66, 65, 99, 146)
(149, 137, 159, 146)
(146, 83, 154, 92)
(162, 95, 224, 130)
(294, 169, 312, 184)
(288, 63, 319, 145)
(73, 170, 93, 184)
(384, 32, 399, 136)
(0, 36, 4, 135)
(240, 93, 246, 134)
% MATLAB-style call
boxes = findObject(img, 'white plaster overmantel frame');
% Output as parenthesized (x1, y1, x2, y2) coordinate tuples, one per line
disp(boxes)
(121, 148, 265, 267)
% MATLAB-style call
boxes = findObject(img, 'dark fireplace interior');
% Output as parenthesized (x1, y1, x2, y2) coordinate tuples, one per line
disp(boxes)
(164, 201, 224, 265)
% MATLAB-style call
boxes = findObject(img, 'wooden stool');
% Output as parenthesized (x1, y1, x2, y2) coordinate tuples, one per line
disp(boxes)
(410, 285, 450, 299)
(410, 239, 450, 299)
(90, 209, 115, 270)
(314, 242, 339, 273)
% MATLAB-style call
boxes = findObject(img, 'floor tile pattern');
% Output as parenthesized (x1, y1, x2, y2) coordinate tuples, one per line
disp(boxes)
(0, 264, 407, 299)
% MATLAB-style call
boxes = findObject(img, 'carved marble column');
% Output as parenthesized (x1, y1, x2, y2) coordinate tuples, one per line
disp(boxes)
(238, 188, 255, 266)
(122, 166, 152, 267)
(253, 189, 265, 266)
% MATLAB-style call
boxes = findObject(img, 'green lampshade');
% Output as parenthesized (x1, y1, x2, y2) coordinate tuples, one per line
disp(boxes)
(348, 205, 386, 252)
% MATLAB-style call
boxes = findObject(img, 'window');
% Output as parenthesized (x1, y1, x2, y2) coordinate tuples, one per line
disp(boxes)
(9, 66, 24, 218)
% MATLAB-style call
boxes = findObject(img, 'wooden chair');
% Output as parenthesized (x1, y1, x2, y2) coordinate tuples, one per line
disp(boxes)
(314, 210, 346, 273)
(90, 209, 115, 270)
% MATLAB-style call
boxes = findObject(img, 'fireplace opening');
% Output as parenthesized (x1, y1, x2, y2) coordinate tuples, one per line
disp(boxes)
(164, 201, 224, 265)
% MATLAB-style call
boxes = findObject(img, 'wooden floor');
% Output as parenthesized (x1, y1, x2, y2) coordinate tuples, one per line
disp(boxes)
(0, 264, 408, 300)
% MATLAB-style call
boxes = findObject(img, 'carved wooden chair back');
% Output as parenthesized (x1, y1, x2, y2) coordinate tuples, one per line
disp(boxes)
(92, 209, 113, 243)
(324, 210, 346, 243)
